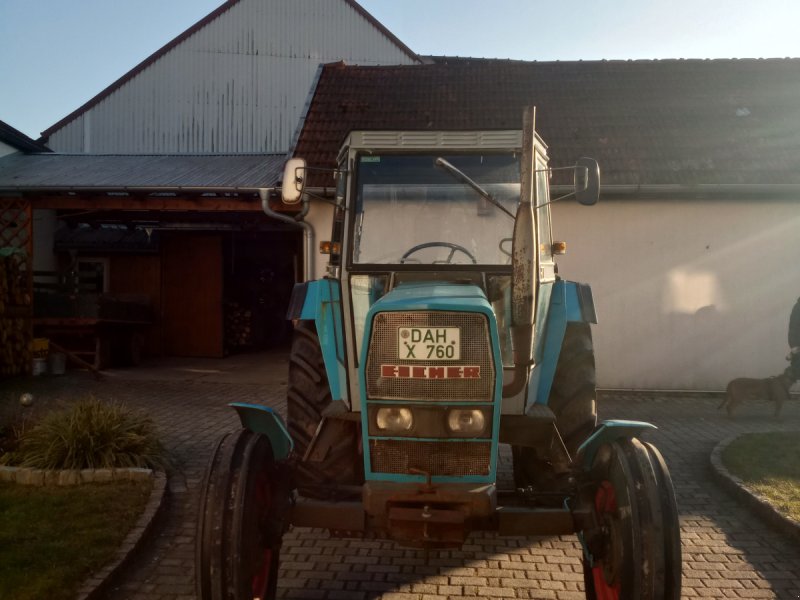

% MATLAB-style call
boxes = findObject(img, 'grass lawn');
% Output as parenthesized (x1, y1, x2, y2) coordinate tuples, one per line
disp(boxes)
(0, 479, 152, 600)
(722, 432, 800, 522)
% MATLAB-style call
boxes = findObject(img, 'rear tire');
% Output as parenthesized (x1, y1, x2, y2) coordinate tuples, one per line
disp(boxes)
(287, 321, 361, 499)
(513, 322, 597, 490)
(550, 322, 597, 455)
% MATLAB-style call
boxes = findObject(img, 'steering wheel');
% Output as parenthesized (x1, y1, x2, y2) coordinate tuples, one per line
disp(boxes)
(400, 242, 477, 264)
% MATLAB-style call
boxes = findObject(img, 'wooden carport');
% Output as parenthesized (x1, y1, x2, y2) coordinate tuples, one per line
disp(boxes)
(0, 153, 297, 368)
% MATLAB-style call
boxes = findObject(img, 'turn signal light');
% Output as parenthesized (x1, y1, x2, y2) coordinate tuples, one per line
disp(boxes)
(552, 241, 567, 255)
(319, 241, 341, 255)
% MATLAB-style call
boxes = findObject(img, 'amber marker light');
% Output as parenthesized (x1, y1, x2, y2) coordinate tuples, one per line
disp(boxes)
(552, 241, 567, 255)
(319, 241, 341, 254)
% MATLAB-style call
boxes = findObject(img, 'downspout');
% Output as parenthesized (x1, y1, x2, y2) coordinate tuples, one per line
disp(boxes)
(259, 188, 314, 282)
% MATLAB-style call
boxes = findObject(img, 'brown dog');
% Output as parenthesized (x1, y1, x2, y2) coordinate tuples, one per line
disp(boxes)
(719, 373, 793, 417)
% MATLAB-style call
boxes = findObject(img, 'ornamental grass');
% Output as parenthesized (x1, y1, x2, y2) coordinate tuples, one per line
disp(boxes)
(6, 396, 166, 470)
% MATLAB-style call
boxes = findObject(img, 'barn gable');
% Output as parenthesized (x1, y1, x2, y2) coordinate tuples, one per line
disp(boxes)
(43, 0, 420, 154)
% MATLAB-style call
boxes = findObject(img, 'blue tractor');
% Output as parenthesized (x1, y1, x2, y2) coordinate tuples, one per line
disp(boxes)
(196, 108, 682, 600)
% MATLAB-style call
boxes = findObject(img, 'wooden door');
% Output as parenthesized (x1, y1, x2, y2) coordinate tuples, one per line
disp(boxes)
(161, 234, 223, 357)
(109, 254, 162, 356)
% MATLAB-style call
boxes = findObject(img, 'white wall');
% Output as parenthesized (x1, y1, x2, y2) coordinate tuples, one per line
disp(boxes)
(308, 195, 800, 390)
(306, 200, 333, 280)
(0, 140, 17, 157)
(553, 197, 800, 390)
(47, 0, 417, 154)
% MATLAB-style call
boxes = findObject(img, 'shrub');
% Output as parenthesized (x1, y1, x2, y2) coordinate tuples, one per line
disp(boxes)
(10, 397, 166, 470)
(0, 420, 26, 465)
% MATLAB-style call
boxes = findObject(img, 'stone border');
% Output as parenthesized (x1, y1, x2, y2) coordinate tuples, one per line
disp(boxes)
(0, 465, 154, 485)
(710, 433, 800, 544)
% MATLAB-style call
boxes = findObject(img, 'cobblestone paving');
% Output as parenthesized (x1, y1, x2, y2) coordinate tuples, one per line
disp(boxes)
(5, 371, 799, 599)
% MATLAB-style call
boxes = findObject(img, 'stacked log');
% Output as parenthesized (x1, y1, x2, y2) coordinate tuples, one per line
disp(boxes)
(225, 301, 252, 351)
(0, 256, 32, 376)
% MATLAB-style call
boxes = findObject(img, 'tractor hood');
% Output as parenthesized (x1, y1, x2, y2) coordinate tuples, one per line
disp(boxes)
(359, 280, 505, 487)
(361, 280, 503, 398)
(369, 282, 493, 315)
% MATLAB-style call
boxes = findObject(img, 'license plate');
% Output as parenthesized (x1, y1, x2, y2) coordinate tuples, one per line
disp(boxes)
(398, 327, 460, 360)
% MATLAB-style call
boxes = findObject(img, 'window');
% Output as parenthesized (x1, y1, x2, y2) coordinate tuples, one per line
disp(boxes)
(353, 153, 520, 266)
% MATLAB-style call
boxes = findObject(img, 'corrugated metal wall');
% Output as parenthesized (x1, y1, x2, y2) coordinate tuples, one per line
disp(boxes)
(47, 0, 417, 154)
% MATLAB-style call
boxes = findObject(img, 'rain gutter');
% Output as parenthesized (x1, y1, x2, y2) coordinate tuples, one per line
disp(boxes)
(551, 183, 800, 199)
(0, 185, 273, 194)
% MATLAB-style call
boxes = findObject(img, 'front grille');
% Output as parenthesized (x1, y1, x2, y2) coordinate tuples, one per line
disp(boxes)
(366, 311, 494, 401)
(369, 439, 491, 477)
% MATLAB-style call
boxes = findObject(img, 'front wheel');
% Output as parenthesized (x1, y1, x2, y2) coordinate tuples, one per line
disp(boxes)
(196, 430, 291, 600)
(581, 438, 681, 599)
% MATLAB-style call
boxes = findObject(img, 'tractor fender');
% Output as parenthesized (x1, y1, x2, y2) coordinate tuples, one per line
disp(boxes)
(229, 402, 294, 461)
(285, 279, 348, 403)
(574, 419, 657, 471)
(529, 280, 597, 407)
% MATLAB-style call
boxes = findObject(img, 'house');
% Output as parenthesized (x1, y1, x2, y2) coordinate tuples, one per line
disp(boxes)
(0, 120, 50, 158)
(290, 58, 800, 390)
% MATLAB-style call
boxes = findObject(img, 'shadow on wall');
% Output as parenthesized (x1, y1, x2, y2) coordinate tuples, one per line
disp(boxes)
(661, 267, 789, 389)
(663, 304, 727, 388)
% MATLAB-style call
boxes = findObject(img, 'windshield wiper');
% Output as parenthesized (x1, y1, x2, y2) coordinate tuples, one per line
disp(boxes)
(434, 157, 515, 219)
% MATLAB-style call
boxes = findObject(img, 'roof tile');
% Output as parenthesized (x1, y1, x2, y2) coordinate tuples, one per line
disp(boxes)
(294, 59, 800, 186)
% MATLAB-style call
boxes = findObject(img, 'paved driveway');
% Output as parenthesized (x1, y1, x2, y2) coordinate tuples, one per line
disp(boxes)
(7, 356, 799, 600)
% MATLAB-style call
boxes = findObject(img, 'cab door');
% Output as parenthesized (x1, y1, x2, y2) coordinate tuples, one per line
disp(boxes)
(535, 151, 557, 284)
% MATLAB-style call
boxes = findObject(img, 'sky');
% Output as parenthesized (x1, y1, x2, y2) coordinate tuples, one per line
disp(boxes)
(1, 0, 799, 140)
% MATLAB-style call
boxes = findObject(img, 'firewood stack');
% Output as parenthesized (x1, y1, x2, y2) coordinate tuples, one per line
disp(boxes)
(0, 255, 32, 376)
(225, 301, 253, 351)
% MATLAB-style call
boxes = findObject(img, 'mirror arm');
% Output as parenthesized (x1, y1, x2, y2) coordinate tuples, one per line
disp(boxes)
(304, 166, 347, 175)
(536, 166, 584, 173)
(537, 190, 576, 208)
(299, 189, 345, 208)
(534, 165, 592, 208)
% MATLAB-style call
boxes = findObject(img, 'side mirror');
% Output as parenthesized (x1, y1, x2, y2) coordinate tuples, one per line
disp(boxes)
(574, 157, 600, 206)
(281, 158, 307, 205)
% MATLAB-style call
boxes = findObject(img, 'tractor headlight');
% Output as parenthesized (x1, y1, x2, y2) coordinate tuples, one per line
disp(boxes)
(447, 409, 486, 435)
(376, 407, 414, 432)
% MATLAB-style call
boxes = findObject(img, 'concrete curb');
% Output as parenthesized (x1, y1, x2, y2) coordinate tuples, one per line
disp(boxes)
(0, 465, 154, 485)
(710, 433, 800, 545)
(75, 470, 168, 600)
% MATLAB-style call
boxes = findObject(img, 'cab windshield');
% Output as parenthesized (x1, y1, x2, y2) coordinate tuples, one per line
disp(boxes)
(352, 153, 520, 265)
